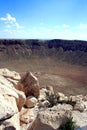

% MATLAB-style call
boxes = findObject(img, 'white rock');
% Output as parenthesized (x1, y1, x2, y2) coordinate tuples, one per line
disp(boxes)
(0, 94, 18, 120)
(0, 74, 26, 111)
(0, 113, 20, 130)
(25, 96, 38, 108)
(0, 68, 21, 80)
(72, 111, 87, 129)
(34, 104, 73, 130)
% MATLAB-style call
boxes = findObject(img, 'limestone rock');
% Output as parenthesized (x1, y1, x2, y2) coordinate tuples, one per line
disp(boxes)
(25, 96, 38, 108)
(17, 72, 40, 98)
(56, 92, 68, 101)
(20, 107, 38, 130)
(0, 68, 21, 80)
(20, 108, 35, 124)
(0, 94, 18, 121)
(69, 95, 87, 112)
(74, 102, 85, 112)
(34, 104, 72, 130)
(39, 88, 48, 101)
(0, 113, 20, 130)
(72, 111, 87, 130)
(0, 75, 26, 111)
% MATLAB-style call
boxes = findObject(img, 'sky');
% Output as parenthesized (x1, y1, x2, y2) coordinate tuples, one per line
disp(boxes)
(0, 0, 87, 40)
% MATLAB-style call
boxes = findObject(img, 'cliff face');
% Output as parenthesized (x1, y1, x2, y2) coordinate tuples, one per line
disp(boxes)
(0, 39, 87, 66)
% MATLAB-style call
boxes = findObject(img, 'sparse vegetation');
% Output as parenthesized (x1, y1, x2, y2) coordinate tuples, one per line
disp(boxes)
(46, 92, 76, 108)
(46, 92, 58, 107)
(58, 100, 76, 107)
(59, 117, 77, 130)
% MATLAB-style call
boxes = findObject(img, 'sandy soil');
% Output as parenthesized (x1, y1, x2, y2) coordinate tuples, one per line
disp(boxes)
(0, 58, 87, 96)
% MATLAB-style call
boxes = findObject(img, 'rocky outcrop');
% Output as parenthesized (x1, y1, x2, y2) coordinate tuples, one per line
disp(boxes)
(34, 104, 72, 130)
(69, 95, 87, 112)
(0, 94, 18, 121)
(17, 71, 40, 98)
(20, 107, 38, 130)
(72, 111, 87, 130)
(0, 68, 39, 130)
(0, 113, 20, 130)
(0, 68, 21, 80)
(0, 39, 87, 66)
(0, 68, 87, 130)
(37, 87, 87, 130)
(0, 73, 26, 111)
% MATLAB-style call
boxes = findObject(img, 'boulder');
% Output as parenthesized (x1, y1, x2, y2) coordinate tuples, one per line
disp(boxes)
(69, 95, 87, 112)
(25, 96, 38, 108)
(20, 107, 38, 130)
(0, 94, 18, 121)
(20, 108, 35, 124)
(38, 88, 48, 101)
(34, 104, 72, 130)
(56, 92, 68, 101)
(0, 113, 20, 130)
(74, 102, 85, 112)
(0, 68, 21, 80)
(17, 72, 40, 98)
(72, 111, 87, 130)
(0, 75, 26, 111)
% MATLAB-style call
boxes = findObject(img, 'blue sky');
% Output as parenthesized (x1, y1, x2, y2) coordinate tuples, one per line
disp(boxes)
(0, 0, 87, 40)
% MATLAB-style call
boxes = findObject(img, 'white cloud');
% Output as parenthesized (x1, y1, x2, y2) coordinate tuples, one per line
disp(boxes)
(62, 24, 70, 28)
(0, 13, 22, 29)
(78, 23, 87, 29)
(0, 13, 16, 22)
(1, 20, 87, 40)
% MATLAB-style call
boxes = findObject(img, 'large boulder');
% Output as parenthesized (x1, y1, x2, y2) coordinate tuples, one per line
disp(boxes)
(0, 75, 26, 111)
(0, 68, 21, 80)
(0, 113, 20, 130)
(34, 104, 73, 130)
(0, 94, 18, 121)
(17, 72, 40, 98)
(20, 107, 38, 130)
(72, 111, 87, 130)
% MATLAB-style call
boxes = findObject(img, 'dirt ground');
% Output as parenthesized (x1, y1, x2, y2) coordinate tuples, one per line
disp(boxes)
(0, 58, 87, 96)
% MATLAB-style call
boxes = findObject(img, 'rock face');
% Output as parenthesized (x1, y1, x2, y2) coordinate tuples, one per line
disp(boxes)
(0, 94, 18, 121)
(0, 68, 26, 130)
(20, 107, 38, 130)
(0, 68, 40, 130)
(34, 104, 72, 130)
(0, 68, 21, 80)
(17, 72, 40, 98)
(0, 39, 87, 66)
(72, 111, 87, 130)
(0, 113, 20, 130)
(0, 68, 87, 130)
(0, 73, 26, 111)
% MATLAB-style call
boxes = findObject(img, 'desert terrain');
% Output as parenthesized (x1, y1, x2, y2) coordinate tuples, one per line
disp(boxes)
(0, 58, 87, 96)
(0, 39, 87, 96)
